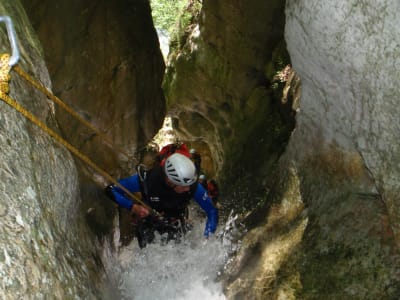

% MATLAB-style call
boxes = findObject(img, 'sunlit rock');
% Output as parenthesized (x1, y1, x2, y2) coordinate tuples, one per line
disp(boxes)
(0, 1, 104, 298)
(281, 0, 400, 298)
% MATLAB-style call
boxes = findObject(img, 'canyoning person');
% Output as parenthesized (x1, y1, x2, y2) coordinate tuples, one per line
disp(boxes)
(198, 174, 208, 190)
(189, 148, 202, 175)
(198, 174, 220, 208)
(106, 152, 218, 248)
(207, 179, 220, 208)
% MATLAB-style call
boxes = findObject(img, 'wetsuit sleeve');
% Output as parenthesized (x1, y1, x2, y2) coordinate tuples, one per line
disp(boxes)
(109, 174, 141, 210)
(193, 183, 219, 237)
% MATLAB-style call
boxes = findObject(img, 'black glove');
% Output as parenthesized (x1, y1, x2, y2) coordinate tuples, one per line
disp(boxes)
(104, 184, 115, 200)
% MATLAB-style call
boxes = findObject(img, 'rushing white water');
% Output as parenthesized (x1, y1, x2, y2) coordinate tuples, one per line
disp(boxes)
(113, 208, 241, 300)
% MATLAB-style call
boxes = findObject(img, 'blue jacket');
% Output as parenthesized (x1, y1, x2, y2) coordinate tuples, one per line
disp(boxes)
(110, 171, 218, 237)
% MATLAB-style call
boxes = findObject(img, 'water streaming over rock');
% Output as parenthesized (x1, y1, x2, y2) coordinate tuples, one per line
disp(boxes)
(157, 28, 170, 60)
(104, 207, 243, 300)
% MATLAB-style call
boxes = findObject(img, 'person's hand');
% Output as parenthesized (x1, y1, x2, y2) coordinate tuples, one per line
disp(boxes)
(131, 204, 150, 218)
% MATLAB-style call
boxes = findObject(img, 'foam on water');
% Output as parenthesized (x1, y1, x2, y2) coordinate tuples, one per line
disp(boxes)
(116, 214, 238, 300)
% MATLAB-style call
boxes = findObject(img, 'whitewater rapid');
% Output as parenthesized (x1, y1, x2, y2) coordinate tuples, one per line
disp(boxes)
(111, 207, 240, 300)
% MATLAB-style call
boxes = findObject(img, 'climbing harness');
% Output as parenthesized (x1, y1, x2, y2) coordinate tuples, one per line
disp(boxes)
(0, 16, 161, 218)
(136, 163, 150, 202)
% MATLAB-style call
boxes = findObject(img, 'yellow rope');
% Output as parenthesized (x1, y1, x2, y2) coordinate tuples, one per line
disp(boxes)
(0, 54, 159, 217)
(13, 64, 136, 163)
(0, 53, 11, 93)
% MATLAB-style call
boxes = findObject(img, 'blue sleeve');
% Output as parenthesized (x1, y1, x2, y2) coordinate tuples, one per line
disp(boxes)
(110, 174, 141, 210)
(193, 183, 219, 237)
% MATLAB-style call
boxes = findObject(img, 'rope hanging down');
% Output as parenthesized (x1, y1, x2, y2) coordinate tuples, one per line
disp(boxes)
(0, 53, 160, 218)
(13, 65, 136, 163)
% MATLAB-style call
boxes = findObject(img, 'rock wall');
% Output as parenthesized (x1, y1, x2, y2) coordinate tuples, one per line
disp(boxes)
(0, 0, 167, 298)
(22, 0, 166, 178)
(165, 0, 400, 299)
(286, 0, 400, 246)
(164, 0, 295, 212)
(278, 1, 400, 298)
(224, 1, 400, 299)
(0, 1, 104, 298)
(2, 0, 399, 298)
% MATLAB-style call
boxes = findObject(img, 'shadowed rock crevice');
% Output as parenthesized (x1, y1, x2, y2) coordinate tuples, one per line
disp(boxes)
(21, 0, 166, 178)
(164, 0, 295, 217)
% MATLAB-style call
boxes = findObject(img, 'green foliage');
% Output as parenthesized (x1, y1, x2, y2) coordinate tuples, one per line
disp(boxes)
(168, 1, 202, 57)
(150, 0, 187, 33)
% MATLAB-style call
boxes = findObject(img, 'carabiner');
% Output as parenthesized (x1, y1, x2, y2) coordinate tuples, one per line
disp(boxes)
(0, 16, 20, 66)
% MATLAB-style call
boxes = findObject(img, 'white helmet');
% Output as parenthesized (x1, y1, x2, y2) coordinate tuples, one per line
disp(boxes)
(199, 174, 206, 180)
(189, 148, 196, 154)
(164, 153, 197, 186)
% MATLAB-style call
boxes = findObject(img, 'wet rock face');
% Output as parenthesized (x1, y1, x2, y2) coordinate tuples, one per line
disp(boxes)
(22, 0, 166, 176)
(0, 1, 104, 298)
(273, 0, 400, 298)
(217, 1, 400, 299)
(0, 0, 166, 297)
(2, 0, 398, 298)
(164, 0, 295, 209)
(285, 1, 400, 247)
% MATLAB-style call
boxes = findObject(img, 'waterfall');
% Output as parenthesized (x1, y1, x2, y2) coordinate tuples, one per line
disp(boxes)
(104, 207, 242, 300)
(157, 28, 169, 61)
